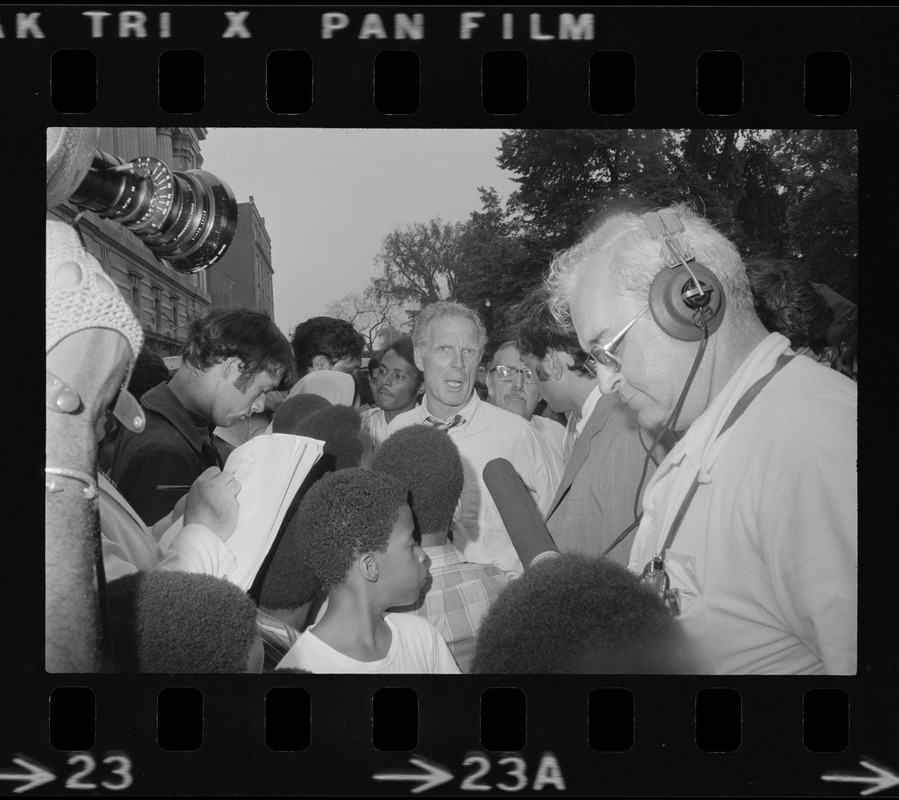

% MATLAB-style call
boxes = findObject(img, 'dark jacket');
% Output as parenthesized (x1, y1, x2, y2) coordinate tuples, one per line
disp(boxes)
(110, 382, 223, 526)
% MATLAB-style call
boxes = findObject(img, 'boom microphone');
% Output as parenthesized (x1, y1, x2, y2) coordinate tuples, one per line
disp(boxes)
(483, 458, 560, 569)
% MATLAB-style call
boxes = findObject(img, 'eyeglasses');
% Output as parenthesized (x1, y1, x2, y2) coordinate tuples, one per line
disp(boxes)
(584, 305, 651, 375)
(489, 365, 535, 385)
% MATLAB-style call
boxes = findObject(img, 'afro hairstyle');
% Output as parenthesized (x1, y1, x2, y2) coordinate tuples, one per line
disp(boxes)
(274, 400, 364, 471)
(371, 424, 463, 536)
(292, 468, 409, 593)
(106, 571, 259, 673)
(470, 554, 694, 674)
(271, 393, 332, 433)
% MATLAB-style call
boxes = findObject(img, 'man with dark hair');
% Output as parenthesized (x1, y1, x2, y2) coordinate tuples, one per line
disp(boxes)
(514, 289, 654, 566)
(372, 425, 509, 673)
(291, 316, 365, 378)
(111, 308, 294, 525)
(215, 315, 365, 456)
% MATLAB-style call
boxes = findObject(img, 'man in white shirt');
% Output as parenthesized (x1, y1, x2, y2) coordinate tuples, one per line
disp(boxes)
(547, 205, 857, 675)
(390, 301, 561, 576)
(514, 289, 654, 565)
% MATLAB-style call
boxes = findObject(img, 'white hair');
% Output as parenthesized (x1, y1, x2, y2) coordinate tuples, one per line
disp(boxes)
(545, 204, 755, 324)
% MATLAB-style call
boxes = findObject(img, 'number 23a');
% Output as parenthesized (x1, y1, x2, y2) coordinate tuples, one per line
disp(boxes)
(65, 753, 133, 791)
(461, 752, 565, 792)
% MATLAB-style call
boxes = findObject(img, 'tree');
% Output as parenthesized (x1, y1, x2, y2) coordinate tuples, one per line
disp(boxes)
(773, 129, 858, 299)
(326, 284, 404, 353)
(374, 218, 466, 308)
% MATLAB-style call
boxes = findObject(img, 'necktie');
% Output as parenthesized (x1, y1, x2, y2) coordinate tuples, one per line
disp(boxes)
(562, 413, 579, 461)
(425, 414, 464, 432)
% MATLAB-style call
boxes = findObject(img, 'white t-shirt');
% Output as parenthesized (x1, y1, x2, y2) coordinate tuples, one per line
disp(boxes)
(276, 612, 461, 674)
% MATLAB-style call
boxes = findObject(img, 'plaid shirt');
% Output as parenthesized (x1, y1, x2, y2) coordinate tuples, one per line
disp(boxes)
(394, 543, 510, 673)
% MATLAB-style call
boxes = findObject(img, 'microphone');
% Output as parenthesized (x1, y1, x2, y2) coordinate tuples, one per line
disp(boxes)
(483, 458, 560, 569)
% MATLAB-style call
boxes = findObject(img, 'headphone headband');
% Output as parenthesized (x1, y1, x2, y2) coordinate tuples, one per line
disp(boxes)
(643, 210, 726, 341)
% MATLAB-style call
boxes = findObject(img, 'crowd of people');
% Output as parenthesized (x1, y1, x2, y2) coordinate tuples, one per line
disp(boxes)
(46, 203, 857, 675)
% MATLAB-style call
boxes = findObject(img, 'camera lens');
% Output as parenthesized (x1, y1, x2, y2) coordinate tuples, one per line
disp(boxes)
(69, 150, 238, 273)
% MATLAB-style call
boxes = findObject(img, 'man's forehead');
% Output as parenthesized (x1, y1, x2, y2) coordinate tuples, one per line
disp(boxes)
(492, 345, 522, 366)
(570, 261, 617, 347)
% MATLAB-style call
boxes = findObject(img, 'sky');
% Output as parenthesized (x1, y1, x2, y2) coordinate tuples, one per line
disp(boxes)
(198, 128, 519, 336)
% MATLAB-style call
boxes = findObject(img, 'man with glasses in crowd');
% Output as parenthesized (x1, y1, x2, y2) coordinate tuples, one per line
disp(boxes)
(546, 205, 857, 675)
(513, 290, 654, 566)
(486, 340, 566, 466)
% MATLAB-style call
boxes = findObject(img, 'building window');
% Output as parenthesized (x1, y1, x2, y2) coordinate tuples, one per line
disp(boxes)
(129, 273, 141, 311)
(152, 287, 162, 331)
(171, 296, 179, 332)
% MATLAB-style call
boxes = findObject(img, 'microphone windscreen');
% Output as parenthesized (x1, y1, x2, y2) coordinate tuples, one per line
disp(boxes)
(483, 458, 559, 569)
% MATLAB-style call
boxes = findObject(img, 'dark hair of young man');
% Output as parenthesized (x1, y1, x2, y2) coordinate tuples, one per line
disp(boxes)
(381, 335, 424, 389)
(744, 257, 833, 350)
(512, 288, 590, 377)
(127, 346, 170, 401)
(290, 316, 365, 376)
(182, 307, 295, 391)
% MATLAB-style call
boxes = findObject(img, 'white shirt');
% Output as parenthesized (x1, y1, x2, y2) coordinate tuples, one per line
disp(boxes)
(360, 406, 410, 456)
(99, 474, 238, 582)
(628, 333, 857, 675)
(390, 393, 562, 576)
(276, 613, 461, 674)
(529, 414, 566, 467)
(563, 385, 602, 461)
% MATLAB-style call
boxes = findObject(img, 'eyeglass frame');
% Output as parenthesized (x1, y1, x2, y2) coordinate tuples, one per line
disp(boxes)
(584, 304, 651, 376)
(488, 364, 536, 385)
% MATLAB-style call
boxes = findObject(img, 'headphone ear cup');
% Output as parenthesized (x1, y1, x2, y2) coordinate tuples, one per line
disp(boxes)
(649, 262, 726, 341)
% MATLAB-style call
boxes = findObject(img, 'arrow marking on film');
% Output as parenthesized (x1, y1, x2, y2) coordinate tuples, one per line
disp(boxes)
(373, 756, 454, 794)
(822, 759, 899, 796)
(0, 757, 56, 794)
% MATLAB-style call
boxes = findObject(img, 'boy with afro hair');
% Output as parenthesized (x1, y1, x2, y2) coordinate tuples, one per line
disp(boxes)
(470, 554, 696, 674)
(372, 425, 510, 673)
(276, 468, 460, 673)
(106, 571, 263, 673)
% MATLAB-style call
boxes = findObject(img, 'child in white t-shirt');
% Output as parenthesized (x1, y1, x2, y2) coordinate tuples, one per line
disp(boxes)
(276, 469, 460, 674)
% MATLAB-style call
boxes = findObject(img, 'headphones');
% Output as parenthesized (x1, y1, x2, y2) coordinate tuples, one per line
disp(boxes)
(643, 209, 726, 341)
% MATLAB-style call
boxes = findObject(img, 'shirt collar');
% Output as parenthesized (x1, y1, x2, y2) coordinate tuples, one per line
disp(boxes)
(421, 391, 479, 425)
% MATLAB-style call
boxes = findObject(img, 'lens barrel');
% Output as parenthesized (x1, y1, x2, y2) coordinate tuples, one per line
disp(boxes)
(69, 150, 238, 273)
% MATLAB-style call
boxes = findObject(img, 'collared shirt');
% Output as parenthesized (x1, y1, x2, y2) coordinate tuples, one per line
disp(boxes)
(628, 333, 857, 675)
(391, 543, 510, 673)
(390, 393, 562, 576)
(562, 385, 602, 461)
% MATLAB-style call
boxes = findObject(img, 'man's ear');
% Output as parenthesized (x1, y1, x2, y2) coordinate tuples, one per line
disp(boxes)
(221, 357, 242, 379)
(413, 348, 425, 373)
(311, 355, 331, 372)
(545, 351, 564, 381)
(358, 552, 379, 583)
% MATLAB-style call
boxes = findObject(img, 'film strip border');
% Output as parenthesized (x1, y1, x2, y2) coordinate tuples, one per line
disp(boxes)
(3, 6, 892, 126)
(21, 677, 872, 796)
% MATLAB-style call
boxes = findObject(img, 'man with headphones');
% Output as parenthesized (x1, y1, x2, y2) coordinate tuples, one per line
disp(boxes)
(546, 205, 857, 675)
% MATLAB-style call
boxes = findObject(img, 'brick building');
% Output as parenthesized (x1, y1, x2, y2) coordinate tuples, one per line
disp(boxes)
(207, 196, 274, 317)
